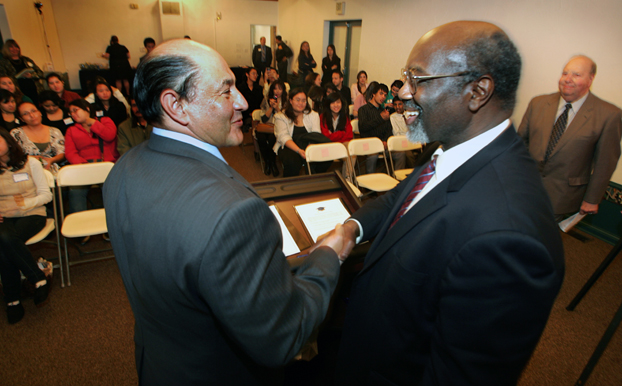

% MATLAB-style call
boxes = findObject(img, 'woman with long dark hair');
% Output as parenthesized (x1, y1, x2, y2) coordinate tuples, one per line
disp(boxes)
(38, 90, 73, 136)
(350, 70, 369, 102)
(273, 88, 331, 177)
(0, 129, 52, 324)
(296, 41, 316, 80)
(320, 92, 352, 143)
(0, 39, 44, 105)
(91, 78, 128, 128)
(0, 90, 23, 132)
(321, 44, 341, 86)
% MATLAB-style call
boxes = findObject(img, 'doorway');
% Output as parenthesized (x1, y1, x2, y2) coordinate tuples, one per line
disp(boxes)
(250, 24, 277, 70)
(329, 20, 362, 88)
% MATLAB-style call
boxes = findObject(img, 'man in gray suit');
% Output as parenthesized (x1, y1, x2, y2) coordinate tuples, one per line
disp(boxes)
(103, 39, 347, 386)
(518, 55, 622, 220)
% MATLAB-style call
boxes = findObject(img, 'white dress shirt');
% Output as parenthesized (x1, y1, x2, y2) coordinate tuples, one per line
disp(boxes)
(151, 127, 227, 164)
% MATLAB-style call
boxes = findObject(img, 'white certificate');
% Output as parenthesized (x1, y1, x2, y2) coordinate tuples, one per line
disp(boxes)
(269, 205, 300, 256)
(295, 198, 350, 242)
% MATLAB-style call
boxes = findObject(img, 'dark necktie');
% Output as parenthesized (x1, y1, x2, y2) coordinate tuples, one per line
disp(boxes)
(389, 156, 437, 229)
(261, 45, 266, 62)
(543, 103, 572, 163)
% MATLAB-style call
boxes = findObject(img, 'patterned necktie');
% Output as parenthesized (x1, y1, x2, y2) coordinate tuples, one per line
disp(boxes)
(543, 103, 572, 163)
(261, 45, 266, 62)
(389, 156, 437, 229)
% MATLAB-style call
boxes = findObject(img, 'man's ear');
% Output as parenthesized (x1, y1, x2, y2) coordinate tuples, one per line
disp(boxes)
(467, 75, 494, 112)
(160, 89, 189, 126)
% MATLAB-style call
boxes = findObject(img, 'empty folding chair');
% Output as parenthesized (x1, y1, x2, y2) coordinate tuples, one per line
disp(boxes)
(348, 138, 399, 193)
(305, 142, 362, 197)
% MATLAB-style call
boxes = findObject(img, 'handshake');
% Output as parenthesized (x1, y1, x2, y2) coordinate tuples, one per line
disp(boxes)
(309, 221, 360, 262)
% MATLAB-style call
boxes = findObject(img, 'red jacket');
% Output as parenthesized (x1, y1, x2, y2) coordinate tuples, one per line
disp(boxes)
(65, 117, 119, 164)
(320, 113, 353, 143)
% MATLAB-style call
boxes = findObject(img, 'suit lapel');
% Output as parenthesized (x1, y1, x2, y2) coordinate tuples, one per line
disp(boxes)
(148, 134, 258, 195)
(359, 127, 518, 274)
(550, 93, 595, 157)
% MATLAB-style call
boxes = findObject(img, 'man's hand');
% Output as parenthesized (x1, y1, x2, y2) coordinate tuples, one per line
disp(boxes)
(380, 109, 390, 120)
(580, 201, 599, 215)
(310, 221, 359, 261)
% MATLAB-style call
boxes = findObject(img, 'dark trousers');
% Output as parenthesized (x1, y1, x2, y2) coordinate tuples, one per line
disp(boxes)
(256, 132, 277, 165)
(0, 215, 46, 303)
(278, 60, 288, 83)
(278, 147, 332, 177)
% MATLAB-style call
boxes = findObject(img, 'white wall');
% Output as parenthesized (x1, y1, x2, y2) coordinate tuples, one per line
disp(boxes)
(49, 0, 278, 90)
(278, 0, 622, 183)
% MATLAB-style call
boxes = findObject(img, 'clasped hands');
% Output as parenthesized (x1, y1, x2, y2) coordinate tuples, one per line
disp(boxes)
(309, 221, 359, 262)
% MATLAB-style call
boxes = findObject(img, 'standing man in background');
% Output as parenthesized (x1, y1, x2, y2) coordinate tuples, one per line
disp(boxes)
(518, 55, 622, 220)
(104, 39, 347, 386)
(275, 35, 293, 83)
(252, 36, 272, 81)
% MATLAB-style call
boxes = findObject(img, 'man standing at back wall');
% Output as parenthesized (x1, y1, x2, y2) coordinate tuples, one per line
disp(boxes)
(518, 56, 622, 220)
(103, 39, 347, 386)
(252, 36, 272, 80)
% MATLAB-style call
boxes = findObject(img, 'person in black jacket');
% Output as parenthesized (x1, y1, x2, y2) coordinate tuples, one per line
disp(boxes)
(275, 35, 293, 82)
(251, 37, 272, 80)
(91, 77, 127, 129)
(321, 44, 341, 86)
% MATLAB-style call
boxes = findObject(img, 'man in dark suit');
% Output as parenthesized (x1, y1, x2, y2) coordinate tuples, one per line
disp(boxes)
(518, 56, 622, 220)
(330, 21, 565, 385)
(103, 39, 348, 386)
(252, 36, 272, 80)
(275, 35, 293, 83)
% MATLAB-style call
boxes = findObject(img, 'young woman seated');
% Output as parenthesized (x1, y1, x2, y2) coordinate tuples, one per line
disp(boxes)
(0, 90, 23, 132)
(257, 80, 288, 177)
(39, 90, 73, 136)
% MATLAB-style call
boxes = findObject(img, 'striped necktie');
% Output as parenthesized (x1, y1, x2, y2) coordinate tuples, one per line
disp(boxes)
(543, 103, 572, 163)
(389, 156, 437, 229)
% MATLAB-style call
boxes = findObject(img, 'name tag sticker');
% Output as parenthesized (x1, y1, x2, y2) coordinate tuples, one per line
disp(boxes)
(96, 110, 104, 117)
(13, 173, 29, 183)
(64, 117, 74, 125)
(14, 118, 20, 124)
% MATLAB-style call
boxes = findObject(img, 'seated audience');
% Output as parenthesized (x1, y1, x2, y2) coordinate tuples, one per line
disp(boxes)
(350, 70, 369, 102)
(85, 82, 130, 115)
(324, 82, 339, 97)
(0, 129, 52, 324)
(0, 76, 32, 104)
(90, 78, 127, 128)
(358, 82, 402, 173)
(258, 80, 288, 177)
(0, 90, 23, 132)
(46, 73, 81, 109)
(38, 90, 73, 136)
(262, 67, 290, 98)
(117, 97, 152, 157)
(332, 70, 352, 106)
(352, 92, 366, 118)
(65, 99, 118, 214)
(11, 101, 65, 171)
(273, 88, 331, 177)
(238, 67, 263, 130)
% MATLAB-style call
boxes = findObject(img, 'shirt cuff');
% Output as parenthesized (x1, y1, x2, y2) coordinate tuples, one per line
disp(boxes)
(345, 218, 364, 245)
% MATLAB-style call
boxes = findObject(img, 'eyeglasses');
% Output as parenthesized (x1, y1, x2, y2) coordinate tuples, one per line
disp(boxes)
(401, 69, 471, 95)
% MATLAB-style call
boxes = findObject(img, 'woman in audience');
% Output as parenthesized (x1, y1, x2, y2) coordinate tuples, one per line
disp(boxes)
(91, 78, 127, 128)
(0, 40, 43, 104)
(350, 70, 369, 102)
(320, 92, 353, 143)
(296, 41, 316, 80)
(273, 88, 331, 177)
(0, 76, 32, 104)
(321, 44, 341, 86)
(0, 129, 52, 324)
(65, 99, 118, 214)
(38, 90, 73, 136)
(352, 80, 378, 118)
(257, 80, 288, 177)
(102, 35, 132, 96)
(11, 102, 65, 171)
(304, 72, 321, 94)
(307, 85, 325, 114)
(0, 90, 23, 132)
